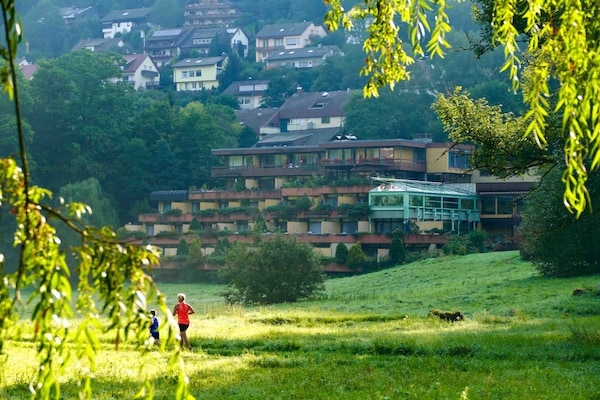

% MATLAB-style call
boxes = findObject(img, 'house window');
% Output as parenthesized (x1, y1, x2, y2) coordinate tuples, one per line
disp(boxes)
(181, 71, 188, 78)
(196, 70, 202, 76)
(448, 150, 470, 169)
(275, 39, 283, 47)
(286, 37, 300, 46)
(321, 116, 330, 124)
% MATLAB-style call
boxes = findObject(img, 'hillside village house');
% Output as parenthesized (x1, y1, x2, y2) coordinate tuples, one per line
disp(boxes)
(72, 38, 126, 53)
(101, 8, 153, 39)
(183, 0, 243, 27)
(222, 80, 269, 110)
(145, 26, 248, 68)
(277, 89, 350, 132)
(265, 45, 343, 69)
(58, 6, 95, 26)
(172, 56, 227, 91)
(255, 21, 327, 63)
(121, 54, 160, 90)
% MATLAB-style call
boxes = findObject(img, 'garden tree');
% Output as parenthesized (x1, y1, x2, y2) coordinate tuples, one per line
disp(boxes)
(346, 242, 366, 270)
(218, 53, 244, 92)
(323, 0, 600, 218)
(433, 87, 557, 178)
(177, 238, 189, 256)
(58, 178, 119, 230)
(238, 125, 259, 148)
(259, 70, 299, 107)
(21, 0, 70, 60)
(188, 216, 201, 232)
(519, 165, 600, 277)
(151, 0, 184, 28)
(344, 88, 444, 141)
(253, 214, 268, 233)
(388, 236, 405, 265)
(220, 234, 326, 304)
(186, 237, 204, 267)
(170, 102, 240, 188)
(27, 50, 134, 191)
(0, 2, 191, 399)
(334, 242, 348, 264)
(130, 100, 176, 144)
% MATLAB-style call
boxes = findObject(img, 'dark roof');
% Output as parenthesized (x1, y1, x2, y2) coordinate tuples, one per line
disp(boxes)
(101, 8, 152, 23)
(266, 45, 340, 61)
(235, 108, 279, 133)
(71, 38, 130, 53)
(122, 54, 156, 73)
(223, 80, 269, 96)
(254, 127, 341, 147)
(171, 56, 226, 68)
(278, 90, 351, 119)
(256, 21, 313, 38)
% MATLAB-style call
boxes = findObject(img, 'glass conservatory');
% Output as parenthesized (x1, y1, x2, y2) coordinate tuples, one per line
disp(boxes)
(369, 178, 480, 234)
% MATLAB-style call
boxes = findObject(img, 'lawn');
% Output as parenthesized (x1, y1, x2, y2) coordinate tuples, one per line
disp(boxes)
(2, 250, 599, 399)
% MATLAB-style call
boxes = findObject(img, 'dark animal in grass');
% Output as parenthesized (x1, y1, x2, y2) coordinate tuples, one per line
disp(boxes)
(429, 308, 464, 322)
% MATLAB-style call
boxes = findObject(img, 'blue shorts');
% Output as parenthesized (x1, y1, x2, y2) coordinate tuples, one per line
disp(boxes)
(151, 331, 160, 339)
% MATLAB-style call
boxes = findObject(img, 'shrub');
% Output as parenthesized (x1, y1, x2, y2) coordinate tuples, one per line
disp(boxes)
(346, 242, 366, 270)
(335, 242, 349, 263)
(163, 208, 182, 216)
(389, 237, 405, 264)
(177, 239, 189, 256)
(220, 234, 326, 304)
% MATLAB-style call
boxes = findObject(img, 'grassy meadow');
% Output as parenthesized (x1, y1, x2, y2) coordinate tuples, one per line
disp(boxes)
(2, 250, 600, 399)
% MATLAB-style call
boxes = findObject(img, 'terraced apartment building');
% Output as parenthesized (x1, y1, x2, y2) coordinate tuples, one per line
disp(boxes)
(131, 130, 534, 269)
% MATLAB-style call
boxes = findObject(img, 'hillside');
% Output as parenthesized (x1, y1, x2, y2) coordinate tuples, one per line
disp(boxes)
(256, 250, 600, 318)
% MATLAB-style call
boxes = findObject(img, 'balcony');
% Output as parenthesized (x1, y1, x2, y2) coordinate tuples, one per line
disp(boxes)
(211, 164, 320, 178)
(188, 189, 281, 201)
(139, 213, 193, 223)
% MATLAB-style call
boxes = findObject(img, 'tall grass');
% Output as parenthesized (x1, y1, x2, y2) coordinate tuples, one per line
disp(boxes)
(2, 251, 600, 399)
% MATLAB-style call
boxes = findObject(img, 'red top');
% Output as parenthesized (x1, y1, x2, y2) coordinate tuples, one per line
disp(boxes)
(175, 302, 190, 324)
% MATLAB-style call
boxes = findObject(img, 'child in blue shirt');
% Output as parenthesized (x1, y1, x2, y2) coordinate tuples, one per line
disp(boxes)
(149, 309, 160, 345)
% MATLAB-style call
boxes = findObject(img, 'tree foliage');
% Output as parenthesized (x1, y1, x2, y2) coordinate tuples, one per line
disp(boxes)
(220, 234, 326, 304)
(519, 165, 600, 277)
(346, 242, 366, 270)
(334, 242, 348, 263)
(323, 0, 600, 217)
(0, 3, 192, 399)
(388, 237, 405, 264)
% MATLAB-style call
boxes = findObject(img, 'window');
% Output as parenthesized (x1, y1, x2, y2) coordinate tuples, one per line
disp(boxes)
(448, 150, 470, 169)
(181, 71, 188, 78)
(460, 198, 475, 210)
(480, 196, 496, 214)
(321, 116, 330, 124)
(308, 221, 322, 234)
(497, 196, 513, 214)
(424, 196, 441, 208)
(195, 70, 202, 77)
(286, 37, 300, 46)
(443, 197, 459, 209)
(275, 39, 283, 47)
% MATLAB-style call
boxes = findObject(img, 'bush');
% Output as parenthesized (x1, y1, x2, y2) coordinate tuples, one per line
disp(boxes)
(335, 242, 349, 263)
(220, 234, 326, 304)
(346, 242, 366, 270)
(389, 237, 405, 264)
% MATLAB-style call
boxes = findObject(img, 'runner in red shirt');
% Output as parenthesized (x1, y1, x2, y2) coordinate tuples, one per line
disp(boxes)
(173, 293, 195, 350)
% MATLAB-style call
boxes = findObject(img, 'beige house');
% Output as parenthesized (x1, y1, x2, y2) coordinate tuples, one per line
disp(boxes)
(171, 56, 227, 91)
(121, 54, 160, 91)
(255, 22, 327, 63)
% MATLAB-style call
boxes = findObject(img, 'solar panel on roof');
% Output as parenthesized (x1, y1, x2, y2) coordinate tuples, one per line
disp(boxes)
(154, 29, 182, 36)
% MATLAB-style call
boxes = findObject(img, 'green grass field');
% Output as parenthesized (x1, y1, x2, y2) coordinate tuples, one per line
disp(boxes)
(2, 251, 600, 399)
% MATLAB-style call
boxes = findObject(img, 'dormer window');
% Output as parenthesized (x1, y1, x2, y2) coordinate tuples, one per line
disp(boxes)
(310, 101, 328, 109)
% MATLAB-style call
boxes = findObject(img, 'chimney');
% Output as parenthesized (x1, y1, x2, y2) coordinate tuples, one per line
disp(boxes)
(296, 86, 303, 94)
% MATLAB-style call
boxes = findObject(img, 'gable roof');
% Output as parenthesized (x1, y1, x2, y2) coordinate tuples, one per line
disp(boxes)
(235, 108, 279, 133)
(72, 38, 126, 52)
(20, 64, 39, 80)
(253, 127, 341, 148)
(223, 80, 269, 96)
(265, 45, 341, 62)
(171, 56, 226, 68)
(256, 21, 314, 38)
(101, 8, 152, 23)
(278, 90, 351, 119)
(122, 54, 153, 73)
